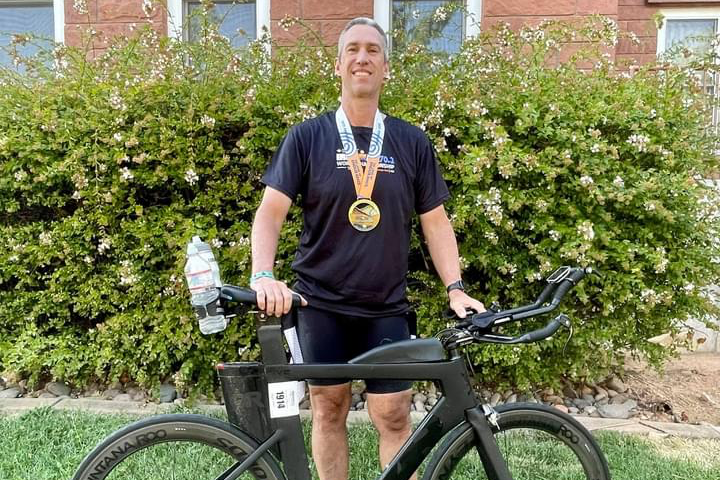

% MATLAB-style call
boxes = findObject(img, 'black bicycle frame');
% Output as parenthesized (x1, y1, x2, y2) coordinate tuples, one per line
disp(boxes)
(228, 318, 513, 480)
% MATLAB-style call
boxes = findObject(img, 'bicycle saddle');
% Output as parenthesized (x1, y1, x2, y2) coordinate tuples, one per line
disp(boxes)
(348, 338, 446, 364)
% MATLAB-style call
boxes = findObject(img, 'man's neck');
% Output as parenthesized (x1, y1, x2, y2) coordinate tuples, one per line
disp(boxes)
(340, 96, 379, 127)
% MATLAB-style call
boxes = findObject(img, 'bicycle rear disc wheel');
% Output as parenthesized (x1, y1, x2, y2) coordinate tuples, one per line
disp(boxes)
(423, 403, 610, 480)
(72, 413, 285, 480)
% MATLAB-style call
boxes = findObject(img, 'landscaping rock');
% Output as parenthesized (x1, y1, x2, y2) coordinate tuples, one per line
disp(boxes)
(562, 385, 578, 399)
(506, 394, 517, 404)
(38, 392, 57, 399)
(0, 388, 20, 398)
(351, 393, 362, 407)
(351, 381, 365, 395)
(113, 393, 133, 402)
(598, 400, 637, 419)
(299, 399, 311, 410)
(46, 381, 71, 397)
(414, 400, 425, 412)
(490, 393, 502, 407)
(606, 376, 627, 393)
(158, 383, 177, 403)
(127, 387, 146, 402)
(102, 388, 121, 400)
(553, 404, 569, 414)
(413, 392, 427, 404)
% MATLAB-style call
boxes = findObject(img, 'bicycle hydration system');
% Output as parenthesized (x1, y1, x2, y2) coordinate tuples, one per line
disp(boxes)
(73, 265, 610, 480)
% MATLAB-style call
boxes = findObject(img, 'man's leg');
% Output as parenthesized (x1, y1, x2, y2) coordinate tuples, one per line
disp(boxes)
(367, 389, 415, 478)
(309, 383, 352, 480)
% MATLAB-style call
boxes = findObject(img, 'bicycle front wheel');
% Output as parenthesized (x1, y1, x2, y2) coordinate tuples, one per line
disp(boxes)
(72, 413, 286, 480)
(422, 403, 610, 480)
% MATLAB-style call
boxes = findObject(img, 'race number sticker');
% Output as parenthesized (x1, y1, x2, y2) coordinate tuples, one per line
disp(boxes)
(268, 381, 301, 418)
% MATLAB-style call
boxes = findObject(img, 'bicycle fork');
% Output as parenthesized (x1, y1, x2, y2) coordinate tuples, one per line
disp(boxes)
(466, 405, 513, 480)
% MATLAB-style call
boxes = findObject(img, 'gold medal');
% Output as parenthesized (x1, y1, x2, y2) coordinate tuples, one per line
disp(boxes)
(348, 198, 381, 232)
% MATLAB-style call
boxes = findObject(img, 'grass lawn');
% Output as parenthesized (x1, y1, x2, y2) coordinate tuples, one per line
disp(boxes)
(1, 407, 719, 479)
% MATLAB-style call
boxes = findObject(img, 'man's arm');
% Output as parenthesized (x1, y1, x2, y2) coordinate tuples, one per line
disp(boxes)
(251, 186, 305, 316)
(419, 204, 485, 318)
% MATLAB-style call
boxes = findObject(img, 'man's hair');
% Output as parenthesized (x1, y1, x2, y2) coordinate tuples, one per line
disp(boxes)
(337, 17, 388, 62)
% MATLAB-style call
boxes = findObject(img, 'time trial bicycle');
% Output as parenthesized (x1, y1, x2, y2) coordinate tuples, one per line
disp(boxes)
(72, 265, 610, 480)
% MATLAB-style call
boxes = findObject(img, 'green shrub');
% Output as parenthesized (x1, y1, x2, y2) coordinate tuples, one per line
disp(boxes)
(1, 13, 718, 392)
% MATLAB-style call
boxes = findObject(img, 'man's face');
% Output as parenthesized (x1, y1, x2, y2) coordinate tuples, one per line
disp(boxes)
(335, 25, 389, 100)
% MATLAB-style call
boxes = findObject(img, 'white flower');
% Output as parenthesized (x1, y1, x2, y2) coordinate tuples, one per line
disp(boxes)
(113, 133, 123, 143)
(580, 175, 594, 186)
(644, 201, 656, 212)
(484, 231, 498, 245)
(626, 134, 650, 153)
(73, 0, 88, 15)
(549, 230, 561, 241)
(200, 114, 216, 128)
(120, 167, 134, 181)
(83, 255, 93, 264)
(412, 9, 420, 19)
(211, 238, 224, 249)
(577, 221, 595, 241)
(109, 89, 126, 111)
(142, 0, 153, 16)
(98, 237, 112, 253)
(14, 170, 27, 182)
(433, 6, 448, 22)
(185, 169, 199, 185)
(39, 232, 52, 245)
(613, 176, 624, 188)
(649, 109, 657, 119)
(590, 143, 600, 153)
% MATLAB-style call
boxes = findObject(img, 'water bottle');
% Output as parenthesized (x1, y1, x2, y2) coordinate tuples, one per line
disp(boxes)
(184, 243, 227, 335)
(192, 236, 222, 287)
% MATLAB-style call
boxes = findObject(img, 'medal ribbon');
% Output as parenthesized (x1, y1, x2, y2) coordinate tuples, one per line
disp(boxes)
(335, 107, 385, 199)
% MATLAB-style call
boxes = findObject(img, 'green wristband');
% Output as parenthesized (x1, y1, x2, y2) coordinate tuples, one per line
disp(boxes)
(250, 271, 274, 284)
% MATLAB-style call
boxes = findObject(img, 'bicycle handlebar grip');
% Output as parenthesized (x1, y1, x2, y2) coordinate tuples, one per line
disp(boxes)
(219, 285, 303, 307)
(519, 315, 565, 343)
(550, 279, 574, 304)
(568, 267, 587, 283)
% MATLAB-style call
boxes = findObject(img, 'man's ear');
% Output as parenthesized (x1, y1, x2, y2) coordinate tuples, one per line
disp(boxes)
(334, 58, 341, 76)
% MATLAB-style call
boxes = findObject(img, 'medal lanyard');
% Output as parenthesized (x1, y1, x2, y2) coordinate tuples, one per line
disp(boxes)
(335, 107, 385, 199)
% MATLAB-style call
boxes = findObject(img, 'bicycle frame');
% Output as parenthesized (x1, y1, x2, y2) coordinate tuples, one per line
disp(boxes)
(224, 317, 514, 480)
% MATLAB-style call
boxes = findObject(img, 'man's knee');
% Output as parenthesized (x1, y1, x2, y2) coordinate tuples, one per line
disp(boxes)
(310, 384, 351, 427)
(367, 390, 412, 434)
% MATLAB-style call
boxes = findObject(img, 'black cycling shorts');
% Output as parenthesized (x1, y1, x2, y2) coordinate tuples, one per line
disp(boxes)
(295, 305, 413, 394)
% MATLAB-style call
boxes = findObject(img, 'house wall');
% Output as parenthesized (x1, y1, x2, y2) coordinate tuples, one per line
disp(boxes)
(64, 0, 167, 58)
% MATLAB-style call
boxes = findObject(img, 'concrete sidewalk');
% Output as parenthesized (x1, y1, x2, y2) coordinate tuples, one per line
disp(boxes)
(2, 397, 719, 440)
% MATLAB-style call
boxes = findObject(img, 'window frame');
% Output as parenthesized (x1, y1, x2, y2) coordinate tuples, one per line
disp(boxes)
(0, 0, 64, 43)
(374, 0, 483, 51)
(166, 0, 269, 43)
(656, 7, 720, 57)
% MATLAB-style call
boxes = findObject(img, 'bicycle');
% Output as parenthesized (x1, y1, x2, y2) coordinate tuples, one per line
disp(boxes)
(72, 265, 610, 480)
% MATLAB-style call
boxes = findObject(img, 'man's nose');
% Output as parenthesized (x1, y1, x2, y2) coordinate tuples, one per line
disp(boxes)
(356, 48, 370, 63)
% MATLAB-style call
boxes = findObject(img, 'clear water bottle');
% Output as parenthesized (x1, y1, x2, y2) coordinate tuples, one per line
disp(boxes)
(192, 236, 222, 287)
(185, 243, 227, 335)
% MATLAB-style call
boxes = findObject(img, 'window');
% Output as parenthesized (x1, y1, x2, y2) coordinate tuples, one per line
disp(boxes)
(375, 0, 482, 55)
(167, 0, 269, 48)
(0, 0, 64, 67)
(657, 8, 720, 126)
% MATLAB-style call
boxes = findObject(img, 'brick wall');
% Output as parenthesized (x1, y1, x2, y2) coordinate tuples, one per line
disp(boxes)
(65, 0, 167, 57)
(53, 1, 720, 69)
(271, 0, 372, 46)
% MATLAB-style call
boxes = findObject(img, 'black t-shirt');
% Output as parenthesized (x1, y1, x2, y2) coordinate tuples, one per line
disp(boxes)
(262, 111, 449, 317)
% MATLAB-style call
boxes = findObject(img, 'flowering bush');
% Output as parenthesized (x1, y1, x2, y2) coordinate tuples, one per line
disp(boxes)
(1, 13, 718, 392)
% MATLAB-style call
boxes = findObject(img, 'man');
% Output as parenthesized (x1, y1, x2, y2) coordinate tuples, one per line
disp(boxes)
(250, 17, 484, 480)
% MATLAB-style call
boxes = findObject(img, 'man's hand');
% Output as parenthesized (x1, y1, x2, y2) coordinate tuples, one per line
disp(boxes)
(251, 277, 307, 317)
(448, 289, 485, 319)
